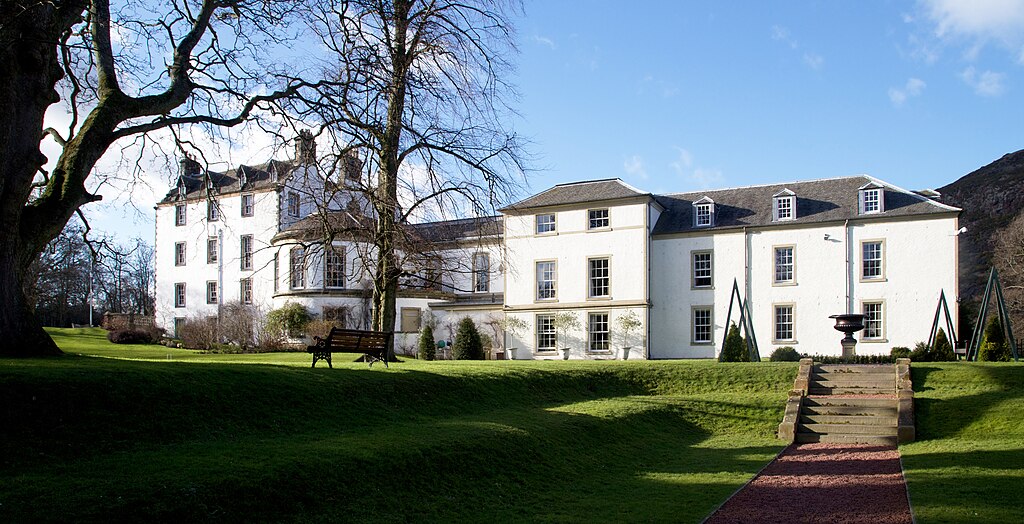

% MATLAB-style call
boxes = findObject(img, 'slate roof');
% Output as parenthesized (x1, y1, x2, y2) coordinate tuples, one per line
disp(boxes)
(651, 176, 960, 235)
(501, 178, 649, 211)
(275, 212, 502, 245)
(158, 159, 294, 204)
(408, 215, 503, 243)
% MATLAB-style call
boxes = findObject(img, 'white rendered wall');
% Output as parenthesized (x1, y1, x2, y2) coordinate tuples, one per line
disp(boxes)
(649, 215, 959, 358)
(503, 201, 651, 359)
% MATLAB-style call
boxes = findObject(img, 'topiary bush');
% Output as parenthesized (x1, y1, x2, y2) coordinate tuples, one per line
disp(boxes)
(719, 323, 749, 362)
(418, 324, 436, 361)
(890, 346, 911, 359)
(769, 346, 800, 362)
(979, 316, 1011, 362)
(107, 329, 154, 345)
(909, 341, 931, 362)
(453, 317, 484, 360)
(932, 328, 956, 361)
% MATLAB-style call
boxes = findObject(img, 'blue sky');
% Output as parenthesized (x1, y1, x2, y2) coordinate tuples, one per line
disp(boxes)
(73, 1, 1024, 241)
(512, 0, 1024, 195)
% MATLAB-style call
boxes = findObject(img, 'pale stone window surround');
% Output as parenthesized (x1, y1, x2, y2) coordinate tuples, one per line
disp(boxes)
(207, 199, 220, 222)
(535, 314, 556, 352)
(588, 311, 611, 353)
(174, 283, 186, 308)
(473, 252, 490, 292)
(175, 204, 186, 226)
(692, 306, 713, 345)
(287, 191, 301, 218)
(773, 303, 796, 344)
(240, 235, 254, 271)
(535, 259, 557, 301)
(240, 278, 253, 304)
(325, 245, 346, 289)
(773, 245, 796, 285)
(290, 247, 306, 289)
(241, 193, 254, 217)
(860, 239, 886, 282)
(861, 300, 886, 342)
(175, 242, 186, 266)
(207, 237, 218, 264)
(400, 308, 421, 332)
(588, 208, 610, 230)
(206, 281, 218, 304)
(691, 250, 713, 289)
(588, 256, 610, 299)
(535, 213, 556, 234)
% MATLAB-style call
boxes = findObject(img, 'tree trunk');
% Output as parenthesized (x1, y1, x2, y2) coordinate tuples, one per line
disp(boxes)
(0, 249, 61, 356)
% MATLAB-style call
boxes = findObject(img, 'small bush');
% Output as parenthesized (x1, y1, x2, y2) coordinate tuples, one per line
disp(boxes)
(910, 342, 931, 362)
(769, 346, 800, 362)
(719, 323, 748, 362)
(979, 317, 1011, 362)
(890, 346, 911, 359)
(932, 328, 956, 362)
(266, 302, 312, 338)
(453, 317, 484, 360)
(305, 319, 336, 341)
(107, 329, 153, 345)
(180, 317, 219, 351)
(220, 302, 257, 351)
(418, 325, 436, 361)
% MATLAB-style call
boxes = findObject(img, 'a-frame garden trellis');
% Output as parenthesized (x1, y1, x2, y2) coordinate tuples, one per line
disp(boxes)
(927, 290, 958, 350)
(718, 278, 760, 362)
(966, 268, 1019, 362)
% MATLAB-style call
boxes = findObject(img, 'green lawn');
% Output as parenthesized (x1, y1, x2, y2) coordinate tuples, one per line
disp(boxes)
(902, 363, 1024, 524)
(0, 328, 792, 523)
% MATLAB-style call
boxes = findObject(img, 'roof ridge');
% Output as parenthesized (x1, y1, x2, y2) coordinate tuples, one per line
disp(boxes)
(657, 175, 868, 197)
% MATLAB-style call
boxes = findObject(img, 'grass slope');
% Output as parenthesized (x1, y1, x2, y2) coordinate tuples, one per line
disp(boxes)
(0, 329, 793, 523)
(903, 363, 1024, 524)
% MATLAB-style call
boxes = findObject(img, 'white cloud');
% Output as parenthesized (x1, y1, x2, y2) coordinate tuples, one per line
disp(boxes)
(623, 155, 648, 180)
(532, 35, 556, 50)
(771, 25, 798, 49)
(888, 77, 927, 106)
(960, 66, 1006, 96)
(669, 147, 723, 189)
(803, 52, 824, 70)
(915, 0, 1024, 61)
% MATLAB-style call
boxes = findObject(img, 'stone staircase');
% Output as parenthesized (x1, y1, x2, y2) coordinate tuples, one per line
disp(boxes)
(778, 359, 915, 446)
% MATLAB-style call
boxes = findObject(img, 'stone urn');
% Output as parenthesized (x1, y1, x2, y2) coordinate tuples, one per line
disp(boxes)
(829, 314, 865, 359)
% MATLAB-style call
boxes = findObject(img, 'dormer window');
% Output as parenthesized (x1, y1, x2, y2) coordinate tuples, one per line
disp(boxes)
(859, 183, 884, 215)
(773, 189, 796, 222)
(693, 197, 714, 227)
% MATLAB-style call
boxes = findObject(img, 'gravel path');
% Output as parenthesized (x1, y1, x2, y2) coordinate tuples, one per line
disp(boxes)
(704, 443, 913, 524)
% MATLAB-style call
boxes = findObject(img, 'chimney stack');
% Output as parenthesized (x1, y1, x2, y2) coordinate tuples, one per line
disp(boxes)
(295, 129, 317, 166)
(343, 149, 363, 186)
(179, 155, 201, 177)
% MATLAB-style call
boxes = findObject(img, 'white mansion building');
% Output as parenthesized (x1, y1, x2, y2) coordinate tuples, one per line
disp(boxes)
(155, 135, 961, 358)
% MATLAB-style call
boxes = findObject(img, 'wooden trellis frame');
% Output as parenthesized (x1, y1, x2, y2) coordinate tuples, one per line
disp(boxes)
(966, 268, 1019, 362)
(927, 290, 958, 351)
(719, 278, 760, 362)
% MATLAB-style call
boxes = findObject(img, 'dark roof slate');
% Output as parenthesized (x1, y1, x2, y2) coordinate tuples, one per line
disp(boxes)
(276, 212, 502, 245)
(651, 176, 960, 235)
(502, 178, 648, 211)
(158, 159, 295, 204)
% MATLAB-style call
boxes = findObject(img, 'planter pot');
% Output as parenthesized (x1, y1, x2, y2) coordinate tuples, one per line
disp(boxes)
(507, 347, 518, 360)
(620, 346, 632, 360)
(561, 348, 570, 360)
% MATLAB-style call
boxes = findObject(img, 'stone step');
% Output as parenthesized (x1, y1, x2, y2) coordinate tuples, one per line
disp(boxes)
(804, 397, 897, 408)
(794, 432, 898, 446)
(808, 386, 895, 395)
(810, 377, 895, 387)
(799, 413, 898, 426)
(798, 423, 898, 436)
(801, 404, 897, 417)
(816, 364, 894, 374)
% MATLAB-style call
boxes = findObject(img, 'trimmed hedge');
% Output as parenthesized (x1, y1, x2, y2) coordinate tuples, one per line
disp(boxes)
(107, 329, 154, 345)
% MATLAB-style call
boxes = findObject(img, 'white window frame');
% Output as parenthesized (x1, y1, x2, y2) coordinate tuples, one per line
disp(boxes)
(773, 193, 795, 221)
(174, 283, 186, 308)
(693, 197, 714, 227)
(588, 209, 609, 230)
(861, 240, 885, 282)
(290, 247, 306, 289)
(473, 252, 490, 293)
(862, 301, 885, 341)
(207, 200, 219, 222)
(287, 191, 300, 218)
(206, 281, 218, 304)
(588, 257, 610, 298)
(207, 237, 218, 264)
(692, 306, 713, 345)
(174, 242, 186, 266)
(588, 312, 610, 352)
(536, 260, 556, 301)
(241, 193, 254, 217)
(240, 235, 254, 271)
(536, 314, 556, 352)
(536, 213, 556, 234)
(240, 278, 253, 305)
(272, 253, 279, 293)
(325, 245, 346, 289)
(859, 185, 884, 215)
(773, 304, 796, 343)
(692, 250, 713, 289)
(175, 204, 186, 226)
(773, 245, 795, 285)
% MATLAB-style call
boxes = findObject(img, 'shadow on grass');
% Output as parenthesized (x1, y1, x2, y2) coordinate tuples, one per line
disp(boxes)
(911, 364, 1024, 440)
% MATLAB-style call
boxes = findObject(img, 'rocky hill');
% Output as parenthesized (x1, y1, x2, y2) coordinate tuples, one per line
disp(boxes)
(938, 149, 1024, 332)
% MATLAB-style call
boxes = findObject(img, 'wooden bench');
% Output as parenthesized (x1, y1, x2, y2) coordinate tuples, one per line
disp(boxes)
(307, 328, 392, 368)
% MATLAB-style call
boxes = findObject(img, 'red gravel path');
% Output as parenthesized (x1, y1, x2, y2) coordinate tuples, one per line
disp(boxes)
(704, 443, 913, 524)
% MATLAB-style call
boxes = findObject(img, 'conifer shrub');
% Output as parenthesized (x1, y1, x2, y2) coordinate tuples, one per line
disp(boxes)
(453, 317, 484, 360)
(418, 325, 436, 361)
(720, 323, 749, 362)
(107, 329, 154, 345)
(932, 328, 956, 361)
(979, 316, 1011, 362)
(768, 346, 800, 362)
(910, 342, 931, 362)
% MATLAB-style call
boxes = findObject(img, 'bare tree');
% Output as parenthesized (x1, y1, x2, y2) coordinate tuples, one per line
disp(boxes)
(993, 213, 1024, 333)
(298, 0, 526, 358)
(0, 1, 326, 356)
